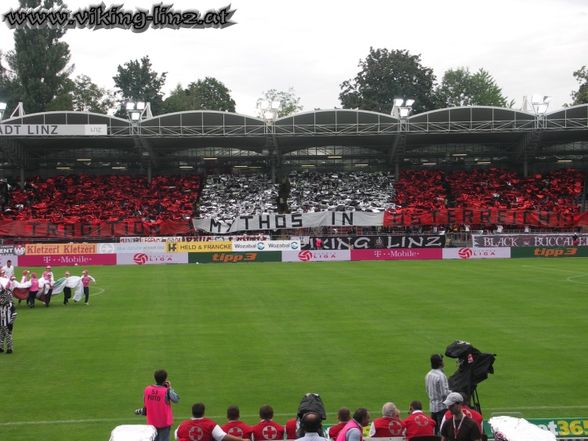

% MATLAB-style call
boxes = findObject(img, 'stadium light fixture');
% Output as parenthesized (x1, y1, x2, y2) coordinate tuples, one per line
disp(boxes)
(391, 98, 415, 120)
(530, 95, 551, 115)
(258, 99, 281, 123)
(76, 158, 92, 162)
(327, 155, 342, 159)
(126, 101, 152, 124)
(203, 157, 217, 160)
(179, 165, 194, 169)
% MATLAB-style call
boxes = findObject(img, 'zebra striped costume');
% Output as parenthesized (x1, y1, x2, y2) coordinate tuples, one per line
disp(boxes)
(0, 289, 17, 352)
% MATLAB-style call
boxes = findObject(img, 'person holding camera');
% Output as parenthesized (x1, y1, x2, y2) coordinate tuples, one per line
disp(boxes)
(136, 369, 180, 441)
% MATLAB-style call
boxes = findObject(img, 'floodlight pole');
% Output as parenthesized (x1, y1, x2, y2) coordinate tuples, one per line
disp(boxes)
(258, 101, 282, 184)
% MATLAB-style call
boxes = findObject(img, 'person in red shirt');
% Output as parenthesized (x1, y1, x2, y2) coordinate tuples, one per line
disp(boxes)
(369, 402, 405, 437)
(175, 402, 248, 441)
(327, 408, 351, 440)
(285, 418, 297, 439)
(251, 405, 285, 441)
(403, 400, 436, 440)
(221, 405, 252, 440)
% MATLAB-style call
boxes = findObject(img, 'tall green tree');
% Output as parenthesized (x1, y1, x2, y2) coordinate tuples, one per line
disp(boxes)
(256, 87, 302, 118)
(0, 50, 20, 115)
(339, 48, 436, 114)
(161, 77, 236, 113)
(113, 56, 167, 117)
(435, 67, 510, 107)
(71, 74, 116, 113)
(570, 65, 588, 105)
(6, 0, 73, 113)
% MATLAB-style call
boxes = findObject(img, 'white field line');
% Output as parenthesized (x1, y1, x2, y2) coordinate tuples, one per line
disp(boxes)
(3, 406, 588, 426)
(521, 265, 588, 285)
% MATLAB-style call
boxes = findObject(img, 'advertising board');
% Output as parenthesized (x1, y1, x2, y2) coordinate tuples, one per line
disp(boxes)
(189, 252, 281, 264)
(232, 240, 301, 252)
(116, 253, 189, 265)
(282, 250, 350, 262)
(442, 247, 511, 260)
(18, 254, 117, 266)
(351, 248, 442, 261)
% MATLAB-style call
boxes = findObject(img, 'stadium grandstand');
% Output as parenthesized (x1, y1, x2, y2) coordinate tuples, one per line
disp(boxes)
(1, 104, 587, 242)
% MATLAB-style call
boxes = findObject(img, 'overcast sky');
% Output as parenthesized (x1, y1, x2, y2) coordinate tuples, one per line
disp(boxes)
(1, 0, 587, 116)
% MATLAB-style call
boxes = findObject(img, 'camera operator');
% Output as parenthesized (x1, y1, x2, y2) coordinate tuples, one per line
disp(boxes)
(135, 369, 180, 441)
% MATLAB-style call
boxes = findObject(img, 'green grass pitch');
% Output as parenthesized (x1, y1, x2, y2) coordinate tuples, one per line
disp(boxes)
(1, 258, 587, 440)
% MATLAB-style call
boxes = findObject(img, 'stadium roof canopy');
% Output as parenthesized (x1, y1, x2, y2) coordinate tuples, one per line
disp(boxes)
(1, 105, 587, 176)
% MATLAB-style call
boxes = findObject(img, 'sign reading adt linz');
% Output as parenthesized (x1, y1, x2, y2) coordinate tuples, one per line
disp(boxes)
(0, 124, 107, 136)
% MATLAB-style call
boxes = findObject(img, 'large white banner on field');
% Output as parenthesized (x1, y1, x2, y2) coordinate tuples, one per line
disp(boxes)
(193, 211, 384, 233)
(282, 250, 351, 262)
(443, 247, 511, 260)
(97, 242, 166, 253)
(116, 252, 189, 265)
(232, 240, 301, 252)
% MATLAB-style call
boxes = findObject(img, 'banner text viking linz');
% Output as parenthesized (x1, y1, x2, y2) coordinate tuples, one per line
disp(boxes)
(2, 3, 237, 32)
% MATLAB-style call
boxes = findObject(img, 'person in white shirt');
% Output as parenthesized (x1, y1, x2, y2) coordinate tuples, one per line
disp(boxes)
(1, 260, 15, 279)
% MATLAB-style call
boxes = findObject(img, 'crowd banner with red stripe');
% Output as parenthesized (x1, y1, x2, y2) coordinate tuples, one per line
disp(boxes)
(0, 219, 191, 238)
(384, 209, 588, 228)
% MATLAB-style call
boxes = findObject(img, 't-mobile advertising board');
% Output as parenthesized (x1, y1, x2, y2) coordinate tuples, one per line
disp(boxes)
(282, 250, 350, 262)
(18, 254, 117, 266)
(116, 253, 189, 265)
(442, 247, 511, 260)
(351, 248, 442, 261)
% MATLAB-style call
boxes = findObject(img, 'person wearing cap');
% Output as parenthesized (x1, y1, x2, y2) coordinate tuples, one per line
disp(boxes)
(439, 393, 481, 441)
(425, 354, 451, 434)
(440, 392, 483, 433)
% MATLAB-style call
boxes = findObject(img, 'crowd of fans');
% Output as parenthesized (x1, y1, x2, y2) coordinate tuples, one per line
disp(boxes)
(0, 175, 201, 223)
(396, 168, 585, 214)
(287, 171, 396, 213)
(197, 174, 279, 222)
(0, 168, 584, 226)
